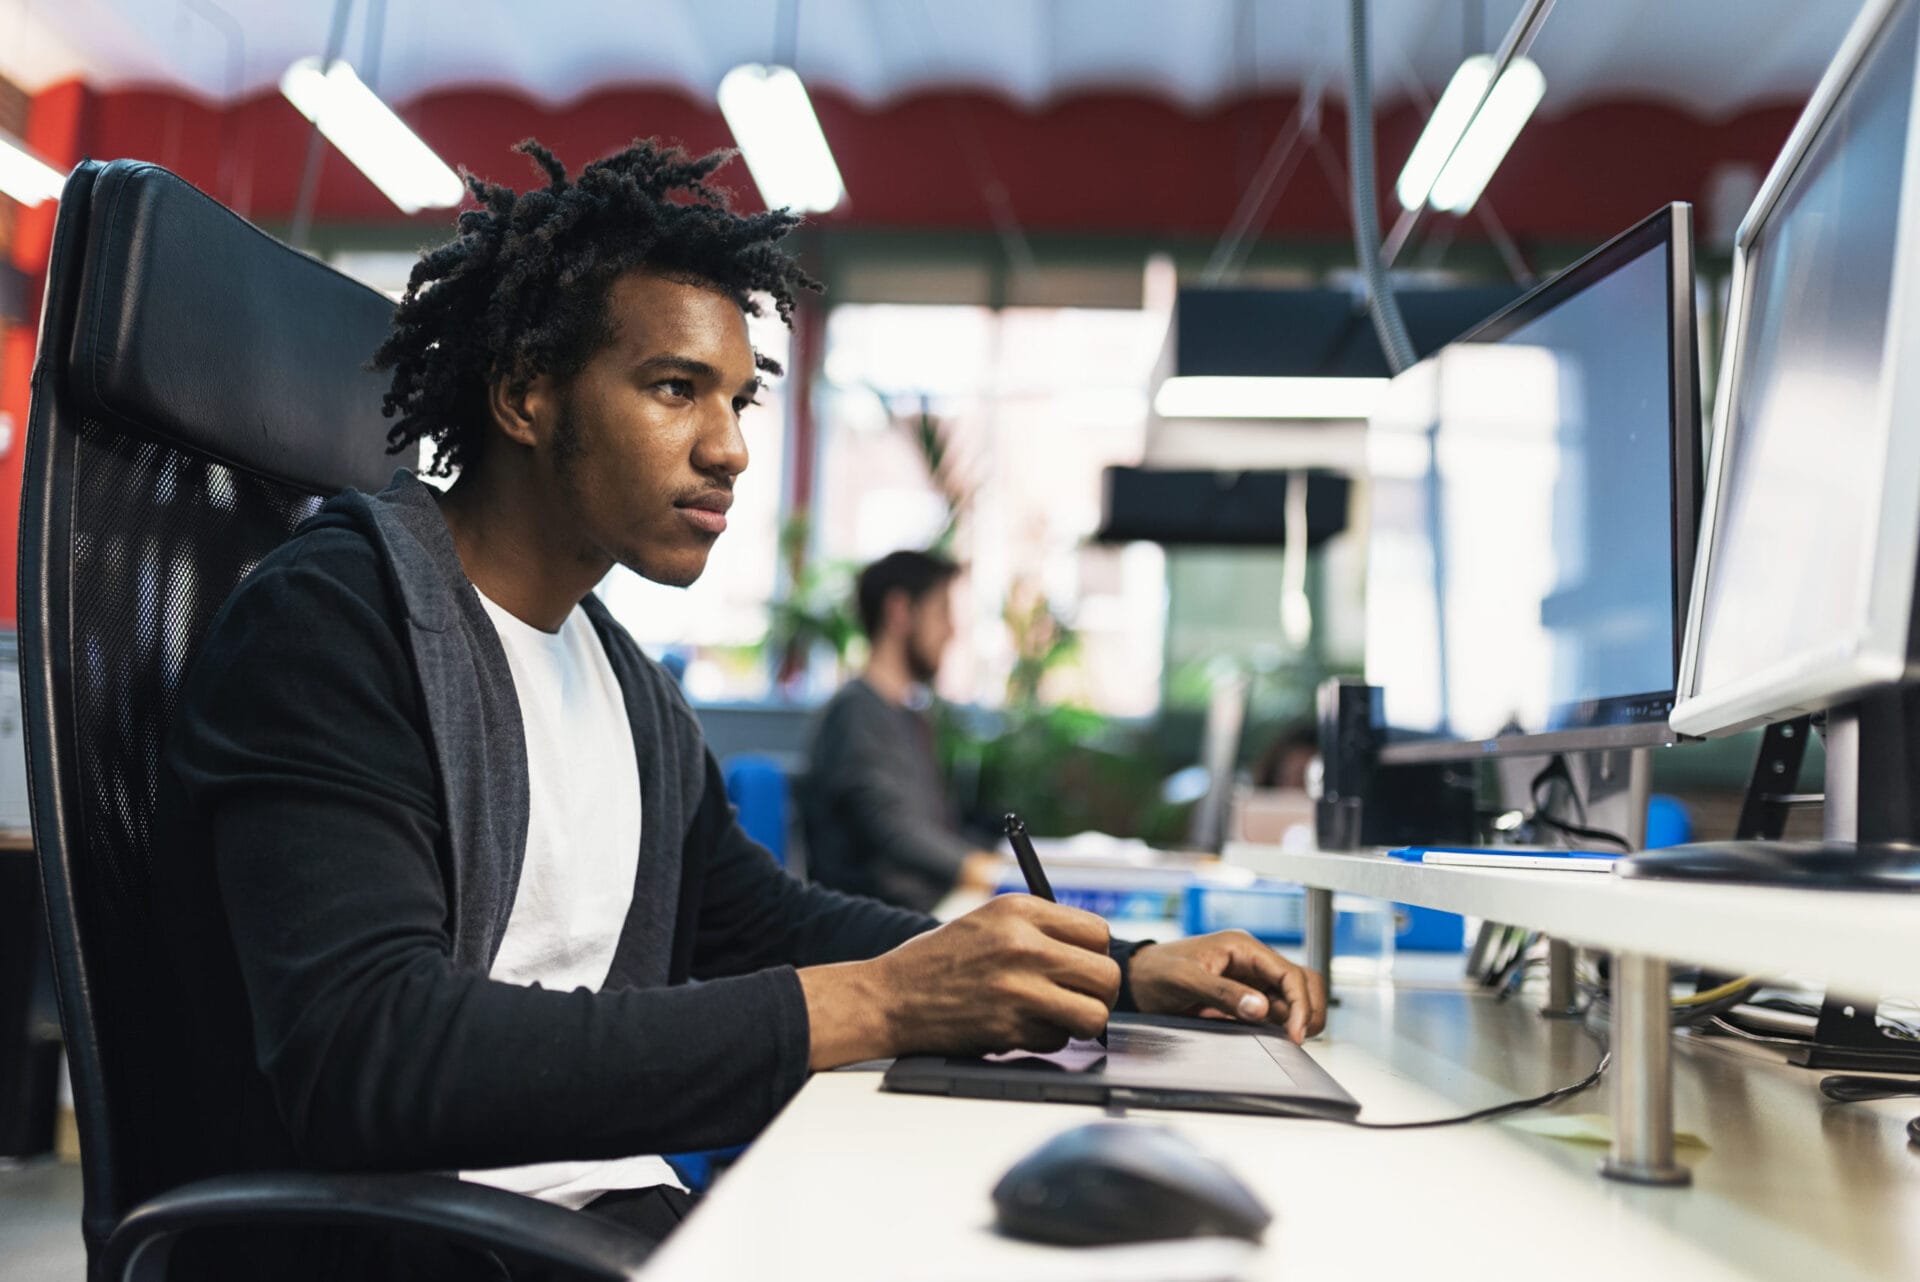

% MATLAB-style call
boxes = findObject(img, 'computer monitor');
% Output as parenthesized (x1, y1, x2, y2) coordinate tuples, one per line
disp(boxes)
(1364, 204, 1701, 765)
(1628, 0, 1920, 890)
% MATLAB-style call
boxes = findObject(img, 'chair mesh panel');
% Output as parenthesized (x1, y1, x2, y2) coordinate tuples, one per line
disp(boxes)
(68, 416, 325, 1205)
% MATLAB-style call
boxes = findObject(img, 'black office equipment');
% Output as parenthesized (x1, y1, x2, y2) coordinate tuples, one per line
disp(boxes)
(1161, 284, 1526, 384)
(883, 1012, 1359, 1121)
(19, 160, 653, 1281)
(1364, 204, 1702, 765)
(991, 1121, 1271, 1246)
(1093, 468, 1350, 548)
(1818, 1075, 1920, 1103)
(1313, 677, 1475, 851)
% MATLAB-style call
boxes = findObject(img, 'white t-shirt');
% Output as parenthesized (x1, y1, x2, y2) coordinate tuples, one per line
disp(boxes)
(461, 589, 685, 1208)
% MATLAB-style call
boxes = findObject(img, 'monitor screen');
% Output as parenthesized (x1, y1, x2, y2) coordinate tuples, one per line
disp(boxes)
(1366, 208, 1697, 760)
(1674, 0, 1920, 737)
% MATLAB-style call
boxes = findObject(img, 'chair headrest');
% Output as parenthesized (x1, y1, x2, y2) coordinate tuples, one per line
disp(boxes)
(66, 160, 403, 496)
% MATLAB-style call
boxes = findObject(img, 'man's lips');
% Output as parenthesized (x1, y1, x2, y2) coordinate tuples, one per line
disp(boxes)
(675, 492, 732, 535)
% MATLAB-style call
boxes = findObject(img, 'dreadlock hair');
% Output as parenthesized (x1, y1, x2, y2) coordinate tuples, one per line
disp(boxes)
(373, 137, 822, 477)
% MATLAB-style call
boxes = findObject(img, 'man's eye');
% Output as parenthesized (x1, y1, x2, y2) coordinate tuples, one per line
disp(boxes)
(734, 395, 763, 414)
(658, 378, 695, 399)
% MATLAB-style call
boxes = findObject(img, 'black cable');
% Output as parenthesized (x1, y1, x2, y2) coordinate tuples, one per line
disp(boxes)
(1707, 1016, 1811, 1048)
(1531, 812, 1633, 851)
(1670, 984, 1765, 1029)
(1337, 1043, 1611, 1130)
(1532, 756, 1590, 824)
(1490, 930, 1541, 999)
(1820, 1075, 1920, 1104)
(1190, 1026, 1610, 1131)
(1529, 756, 1633, 851)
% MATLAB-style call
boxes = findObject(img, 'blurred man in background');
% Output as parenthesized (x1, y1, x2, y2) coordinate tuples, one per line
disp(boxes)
(805, 551, 1002, 912)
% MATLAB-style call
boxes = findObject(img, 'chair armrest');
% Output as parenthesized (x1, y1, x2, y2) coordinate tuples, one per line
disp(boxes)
(102, 1171, 655, 1282)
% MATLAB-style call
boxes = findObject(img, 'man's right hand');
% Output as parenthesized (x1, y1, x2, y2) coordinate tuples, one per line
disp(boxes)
(797, 896, 1120, 1069)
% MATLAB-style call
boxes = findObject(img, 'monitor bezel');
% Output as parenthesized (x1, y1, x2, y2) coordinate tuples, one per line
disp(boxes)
(1373, 203, 1702, 766)
(1670, 0, 1920, 739)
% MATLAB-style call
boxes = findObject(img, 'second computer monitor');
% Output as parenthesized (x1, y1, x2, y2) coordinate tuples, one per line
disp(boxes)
(1366, 204, 1702, 763)
(1671, 0, 1920, 739)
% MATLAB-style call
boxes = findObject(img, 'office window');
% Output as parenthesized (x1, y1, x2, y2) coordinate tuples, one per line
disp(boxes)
(816, 304, 1167, 716)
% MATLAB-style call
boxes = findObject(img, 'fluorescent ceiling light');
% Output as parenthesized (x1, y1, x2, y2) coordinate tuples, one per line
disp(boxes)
(1154, 376, 1390, 421)
(717, 64, 846, 214)
(280, 57, 463, 214)
(1429, 57, 1546, 216)
(0, 130, 65, 206)
(1395, 56, 1495, 212)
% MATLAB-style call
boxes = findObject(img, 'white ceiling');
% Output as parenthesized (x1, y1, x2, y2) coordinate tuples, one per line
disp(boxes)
(0, 0, 1860, 120)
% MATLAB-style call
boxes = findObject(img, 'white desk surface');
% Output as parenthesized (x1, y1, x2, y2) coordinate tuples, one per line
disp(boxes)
(643, 979, 1920, 1281)
(1225, 844, 1920, 998)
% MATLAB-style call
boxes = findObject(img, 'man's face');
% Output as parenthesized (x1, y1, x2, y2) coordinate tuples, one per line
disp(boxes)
(903, 585, 955, 684)
(537, 272, 761, 588)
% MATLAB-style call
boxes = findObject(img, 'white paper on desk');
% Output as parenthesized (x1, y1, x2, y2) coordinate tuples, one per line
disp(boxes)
(1029, 832, 1161, 865)
(916, 1237, 1257, 1282)
(983, 1039, 1108, 1072)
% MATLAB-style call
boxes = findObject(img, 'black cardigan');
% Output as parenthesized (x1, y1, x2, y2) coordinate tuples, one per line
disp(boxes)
(153, 473, 952, 1194)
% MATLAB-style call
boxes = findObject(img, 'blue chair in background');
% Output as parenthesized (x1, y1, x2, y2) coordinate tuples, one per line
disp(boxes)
(1645, 793, 1694, 850)
(669, 756, 794, 1192)
(723, 754, 790, 866)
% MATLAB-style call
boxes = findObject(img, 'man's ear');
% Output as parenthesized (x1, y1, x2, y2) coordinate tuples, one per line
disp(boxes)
(882, 588, 913, 638)
(487, 372, 557, 450)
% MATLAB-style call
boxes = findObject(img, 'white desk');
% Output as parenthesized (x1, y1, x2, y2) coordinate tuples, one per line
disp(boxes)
(642, 980, 1920, 1281)
(1225, 843, 1920, 1183)
(1223, 845, 1920, 998)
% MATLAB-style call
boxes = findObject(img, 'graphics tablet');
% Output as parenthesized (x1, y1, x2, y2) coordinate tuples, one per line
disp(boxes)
(882, 1013, 1359, 1120)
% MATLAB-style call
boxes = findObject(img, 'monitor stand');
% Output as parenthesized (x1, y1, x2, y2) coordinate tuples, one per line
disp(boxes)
(1624, 693, 1920, 1072)
(1617, 687, 1920, 890)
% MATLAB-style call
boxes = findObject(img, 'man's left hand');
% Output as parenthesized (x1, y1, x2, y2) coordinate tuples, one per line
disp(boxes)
(1125, 931, 1327, 1044)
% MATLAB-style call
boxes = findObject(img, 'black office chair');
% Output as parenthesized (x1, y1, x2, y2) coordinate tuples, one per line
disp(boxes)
(18, 160, 653, 1282)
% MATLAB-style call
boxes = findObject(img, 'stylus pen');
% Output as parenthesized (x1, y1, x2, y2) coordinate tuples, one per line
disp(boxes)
(1003, 812, 1055, 901)
(1004, 812, 1107, 1047)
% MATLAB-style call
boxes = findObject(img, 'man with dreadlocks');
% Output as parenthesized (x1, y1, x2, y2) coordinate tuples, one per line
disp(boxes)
(153, 138, 1325, 1275)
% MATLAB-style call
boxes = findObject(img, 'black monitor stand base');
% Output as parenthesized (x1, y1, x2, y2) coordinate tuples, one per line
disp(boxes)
(1616, 840, 1920, 890)
(1624, 709, 1920, 1071)
(1619, 703, 1920, 889)
(1790, 998, 1920, 1074)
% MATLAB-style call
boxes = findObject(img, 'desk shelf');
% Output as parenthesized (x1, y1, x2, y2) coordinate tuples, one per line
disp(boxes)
(1223, 843, 1920, 998)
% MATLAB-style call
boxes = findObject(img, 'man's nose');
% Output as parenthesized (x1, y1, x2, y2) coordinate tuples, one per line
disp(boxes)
(695, 404, 749, 477)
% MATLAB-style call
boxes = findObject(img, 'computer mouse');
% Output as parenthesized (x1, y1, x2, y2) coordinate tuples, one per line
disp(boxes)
(991, 1121, 1271, 1246)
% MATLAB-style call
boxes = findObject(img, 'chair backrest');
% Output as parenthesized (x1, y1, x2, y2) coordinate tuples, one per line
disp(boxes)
(18, 160, 399, 1258)
(722, 754, 790, 866)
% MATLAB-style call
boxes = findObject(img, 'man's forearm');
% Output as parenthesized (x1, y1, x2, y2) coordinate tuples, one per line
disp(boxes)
(796, 960, 897, 1068)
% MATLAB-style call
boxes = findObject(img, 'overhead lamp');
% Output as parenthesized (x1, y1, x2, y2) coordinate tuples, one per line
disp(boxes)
(1395, 56, 1495, 211)
(279, 57, 464, 214)
(717, 64, 846, 213)
(1427, 58, 1546, 216)
(0, 129, 66, 206)
(1396, 55, 1546, 217)
(1154, 376, 1390, 421)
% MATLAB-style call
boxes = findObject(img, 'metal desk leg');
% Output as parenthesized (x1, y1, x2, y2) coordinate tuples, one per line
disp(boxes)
(1600, 951, 1691, 1186)
(1304, 887, 1334, 983)
(1541, 939, 1581, 1019)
